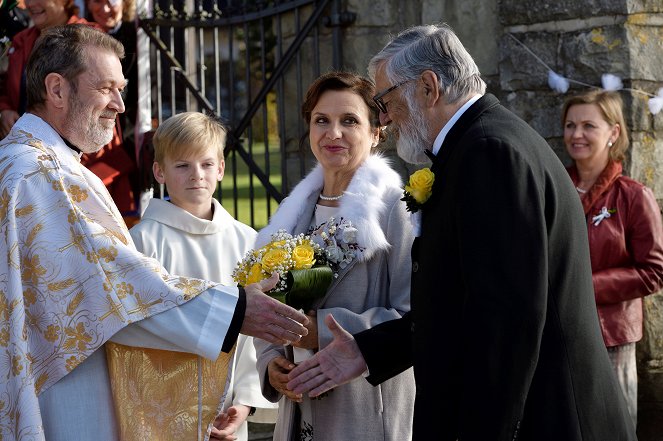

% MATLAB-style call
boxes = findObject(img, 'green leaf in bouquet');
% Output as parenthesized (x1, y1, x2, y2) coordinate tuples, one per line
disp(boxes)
(285, 265, 333, 310)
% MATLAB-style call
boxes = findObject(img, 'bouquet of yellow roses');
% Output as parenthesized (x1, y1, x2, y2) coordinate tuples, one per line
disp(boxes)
(232, 230, 333, 310)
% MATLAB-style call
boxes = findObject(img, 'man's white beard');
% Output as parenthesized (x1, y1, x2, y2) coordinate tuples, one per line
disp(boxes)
(395, 101, 432, 165)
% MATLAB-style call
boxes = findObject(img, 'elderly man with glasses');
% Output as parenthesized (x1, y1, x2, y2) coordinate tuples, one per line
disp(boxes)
(287, 23, 637, 441)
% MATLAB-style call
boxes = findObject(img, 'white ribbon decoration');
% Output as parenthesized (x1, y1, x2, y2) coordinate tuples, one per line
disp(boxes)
(548, 70, 570, 93)
(601, 73, 623, 91)
(648, 88, 663, 115)
(592, 207, 613, 226)
(508, 33, 662, 116)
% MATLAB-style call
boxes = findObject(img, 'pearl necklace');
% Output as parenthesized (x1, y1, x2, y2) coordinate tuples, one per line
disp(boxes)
(576, 187, 587, 194)
(318, 192, 344, 201)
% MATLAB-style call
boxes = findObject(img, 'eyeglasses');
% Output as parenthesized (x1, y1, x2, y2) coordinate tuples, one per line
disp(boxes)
(372, 80, 409, 114)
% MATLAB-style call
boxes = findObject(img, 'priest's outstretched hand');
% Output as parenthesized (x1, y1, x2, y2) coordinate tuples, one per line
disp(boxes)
(241, 272, 309, 345)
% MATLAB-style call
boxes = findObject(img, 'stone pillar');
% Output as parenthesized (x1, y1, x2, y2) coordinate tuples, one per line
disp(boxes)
(621, 11, 663, 441)
(499, 3, 663, 438)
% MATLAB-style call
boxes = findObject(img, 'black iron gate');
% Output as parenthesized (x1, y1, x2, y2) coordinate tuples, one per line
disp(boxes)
(138, 0, 355, 228)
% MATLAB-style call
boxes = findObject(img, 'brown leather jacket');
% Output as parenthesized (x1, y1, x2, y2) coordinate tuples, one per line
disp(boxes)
(568, 161, 663, 346)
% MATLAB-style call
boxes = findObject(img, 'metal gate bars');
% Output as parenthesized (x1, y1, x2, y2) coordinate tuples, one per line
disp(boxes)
(138, 0, 355, 228)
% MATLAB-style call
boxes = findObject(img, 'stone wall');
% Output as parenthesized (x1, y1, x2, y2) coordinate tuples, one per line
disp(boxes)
(498, 3, 663, 438)
(330, 0, 663, 437)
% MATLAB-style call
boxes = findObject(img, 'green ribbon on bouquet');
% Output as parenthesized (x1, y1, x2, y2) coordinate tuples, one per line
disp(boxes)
(270, 265, 333, 311)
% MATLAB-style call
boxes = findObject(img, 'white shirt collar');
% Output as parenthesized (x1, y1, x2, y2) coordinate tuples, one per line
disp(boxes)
(431, 94, 482, 156)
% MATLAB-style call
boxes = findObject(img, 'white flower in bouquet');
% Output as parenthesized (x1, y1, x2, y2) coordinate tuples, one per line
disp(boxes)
(325, 244, 345, 264)
(341, 225, 358, 244)
(309, 217, 364, 275)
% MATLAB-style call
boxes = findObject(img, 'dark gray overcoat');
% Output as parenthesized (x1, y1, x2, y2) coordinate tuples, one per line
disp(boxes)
(356, 94, 637, 441)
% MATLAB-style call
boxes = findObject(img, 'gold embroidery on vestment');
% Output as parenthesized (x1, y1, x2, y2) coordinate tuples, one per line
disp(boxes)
(106, 342, 235, 441)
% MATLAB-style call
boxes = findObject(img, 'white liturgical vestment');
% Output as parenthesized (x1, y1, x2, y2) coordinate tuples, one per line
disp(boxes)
(0, 114, 239, 441)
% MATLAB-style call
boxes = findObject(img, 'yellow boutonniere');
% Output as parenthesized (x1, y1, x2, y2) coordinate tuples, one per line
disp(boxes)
(401, 168, 435, 213)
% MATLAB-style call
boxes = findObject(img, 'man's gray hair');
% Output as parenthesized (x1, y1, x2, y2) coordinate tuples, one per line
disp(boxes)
(26, 24, 125, 111)
(368, 24, 486, 104)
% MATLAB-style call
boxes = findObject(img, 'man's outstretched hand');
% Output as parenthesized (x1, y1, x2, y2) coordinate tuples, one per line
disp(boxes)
(241, 273, 309, 345)
(286, 314, 367, 397)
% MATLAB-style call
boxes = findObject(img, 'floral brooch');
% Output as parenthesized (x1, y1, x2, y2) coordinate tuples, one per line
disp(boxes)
(401, 168, 435, 213)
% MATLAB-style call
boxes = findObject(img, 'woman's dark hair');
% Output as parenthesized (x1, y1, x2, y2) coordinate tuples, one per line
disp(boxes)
(301, 71, 381, 128)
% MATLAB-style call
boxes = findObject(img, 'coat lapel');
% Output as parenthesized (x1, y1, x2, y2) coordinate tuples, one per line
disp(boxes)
(313, 256, 361, 308)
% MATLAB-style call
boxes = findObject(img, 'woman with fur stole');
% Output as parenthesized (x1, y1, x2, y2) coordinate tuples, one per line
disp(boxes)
(254, 71, 415, 441)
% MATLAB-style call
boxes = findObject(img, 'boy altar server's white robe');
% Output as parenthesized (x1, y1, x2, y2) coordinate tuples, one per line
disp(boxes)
(130, 197, 278, 441)
(0, 114, 240, 441)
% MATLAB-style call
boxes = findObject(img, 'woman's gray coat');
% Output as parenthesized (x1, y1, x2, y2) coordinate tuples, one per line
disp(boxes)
(254, 155, 415, 441)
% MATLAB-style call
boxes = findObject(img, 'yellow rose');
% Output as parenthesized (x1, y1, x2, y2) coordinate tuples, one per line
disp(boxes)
(246, 263, 265, 285)
(406, 168, 435, 204)
(292, 243, 316, 269)
(265, 240, 286, 250)
(261, 248, 291, 273)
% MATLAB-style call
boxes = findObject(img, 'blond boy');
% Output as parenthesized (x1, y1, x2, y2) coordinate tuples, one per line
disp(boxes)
(129, 112, 276, 440)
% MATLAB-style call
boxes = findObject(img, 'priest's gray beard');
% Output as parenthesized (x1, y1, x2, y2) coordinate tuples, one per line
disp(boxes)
(395, 98, 432, 165)
(64, 94, 115, 153)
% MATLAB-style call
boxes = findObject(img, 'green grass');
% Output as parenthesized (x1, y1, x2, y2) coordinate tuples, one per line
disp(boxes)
(217, 140, 282, 229)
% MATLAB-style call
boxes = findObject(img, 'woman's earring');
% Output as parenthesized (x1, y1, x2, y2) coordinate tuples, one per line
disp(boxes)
(608, 140, 613, 147)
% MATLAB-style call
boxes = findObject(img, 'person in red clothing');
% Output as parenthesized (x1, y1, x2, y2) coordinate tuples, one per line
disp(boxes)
(86, 0, 137, 141)
(0, 0, 85, 135)
(563, 89, 663, 428)
(0, 0, 136, 216)
(86, 0, 140, 221)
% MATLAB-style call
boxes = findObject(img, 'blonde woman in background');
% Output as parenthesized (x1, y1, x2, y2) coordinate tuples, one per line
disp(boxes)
(562, 89, 663, 428)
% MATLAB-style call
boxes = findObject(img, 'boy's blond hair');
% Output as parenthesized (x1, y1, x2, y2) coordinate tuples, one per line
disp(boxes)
(153, 112, 227, 164)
